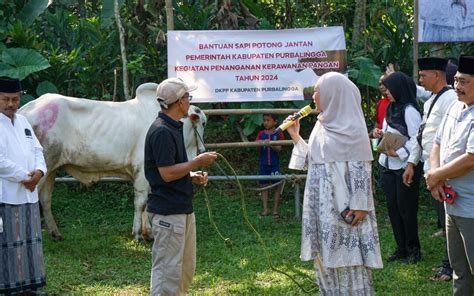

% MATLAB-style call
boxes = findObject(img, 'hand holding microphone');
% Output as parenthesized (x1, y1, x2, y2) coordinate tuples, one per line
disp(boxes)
(275, 103, 314, 134)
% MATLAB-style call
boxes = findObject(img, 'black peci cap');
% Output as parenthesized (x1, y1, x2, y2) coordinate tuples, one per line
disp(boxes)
(418, 57, 448, 71)
(0, 78, 22, 93)
(458, 55, 474, 75)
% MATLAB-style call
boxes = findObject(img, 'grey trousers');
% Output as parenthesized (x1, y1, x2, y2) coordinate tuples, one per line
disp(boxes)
(149, 213, 196, 296)
(447, 214, 474, 296)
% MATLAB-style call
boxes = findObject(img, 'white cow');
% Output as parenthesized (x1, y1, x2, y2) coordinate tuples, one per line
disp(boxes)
(19, 83, 207, 241)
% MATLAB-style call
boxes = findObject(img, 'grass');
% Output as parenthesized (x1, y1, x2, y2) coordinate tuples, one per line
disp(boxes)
(41, 178, 452, 295)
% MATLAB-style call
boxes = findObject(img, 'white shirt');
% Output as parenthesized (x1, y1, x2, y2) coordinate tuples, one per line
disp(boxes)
(378, 105, 422, 170)
(435, 102, 474, 218)
(0, 112, 47, 204)
(408, 88, 457, 173)
(416, 85, 432, 103)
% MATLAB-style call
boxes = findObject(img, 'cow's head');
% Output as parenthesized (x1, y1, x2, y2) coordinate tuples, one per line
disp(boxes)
(181, 105, 207, 160)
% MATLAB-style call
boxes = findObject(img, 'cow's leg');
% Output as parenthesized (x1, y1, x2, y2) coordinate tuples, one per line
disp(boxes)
(39, 170, 63, 241)
(133, 171, 151, 241)
(141, 206, 152, 241)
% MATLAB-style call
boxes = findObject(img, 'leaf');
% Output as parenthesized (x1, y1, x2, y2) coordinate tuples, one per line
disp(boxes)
(36, 80, 58, 96)
(0, 48, 50, 80)
(347, 68, 360, 81)
(352, 57, 381, 89)
(101, 0, 125, 28)
(17, 0, 50, 27)
(241, 0, 263, 18)
(243, 121, 259, 136)
(20, 94, 35, 106)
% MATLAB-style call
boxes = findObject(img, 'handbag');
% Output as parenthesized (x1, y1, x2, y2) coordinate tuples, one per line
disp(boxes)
(377, 132, 408, 152)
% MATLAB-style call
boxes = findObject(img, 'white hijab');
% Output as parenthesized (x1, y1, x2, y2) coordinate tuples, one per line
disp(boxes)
(308, 72, 373, 164)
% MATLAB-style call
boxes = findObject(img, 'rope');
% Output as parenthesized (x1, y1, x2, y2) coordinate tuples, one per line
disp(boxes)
(246, 179, 286, 193)
(191, 120, 317, 292)
(201, 153, 318, 293)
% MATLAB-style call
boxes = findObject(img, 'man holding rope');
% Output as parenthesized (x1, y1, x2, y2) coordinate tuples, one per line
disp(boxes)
(144, 77, 217, 295)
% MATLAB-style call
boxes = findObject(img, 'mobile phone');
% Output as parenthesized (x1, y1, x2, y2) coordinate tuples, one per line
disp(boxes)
(340, 207, 354, 224)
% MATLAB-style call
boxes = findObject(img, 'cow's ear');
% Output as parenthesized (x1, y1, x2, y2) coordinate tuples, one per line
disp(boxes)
(189, 114, 199, 122)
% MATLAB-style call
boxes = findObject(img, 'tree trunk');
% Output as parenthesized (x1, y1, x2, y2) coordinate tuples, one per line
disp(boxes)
(165, 0, 174, 31)
(114, 0, 131, 100)
(284, 0, 293, 29)
(351, 0, 367, 48)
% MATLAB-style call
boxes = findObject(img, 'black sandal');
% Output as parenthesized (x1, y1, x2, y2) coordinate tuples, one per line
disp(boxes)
(430, 266, 453, 282)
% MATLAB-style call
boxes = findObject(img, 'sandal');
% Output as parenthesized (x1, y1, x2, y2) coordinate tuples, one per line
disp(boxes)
(430, 266, 453, 282)
(273, 213, 280, 219)
(260, 212, 269, 217)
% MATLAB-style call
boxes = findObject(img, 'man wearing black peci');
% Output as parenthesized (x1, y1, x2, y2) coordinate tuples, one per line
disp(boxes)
(0, 78, 47, 295)
(403, 57, 457, 279)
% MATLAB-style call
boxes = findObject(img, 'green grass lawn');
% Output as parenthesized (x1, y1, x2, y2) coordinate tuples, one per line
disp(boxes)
(42, 180, 451, 295)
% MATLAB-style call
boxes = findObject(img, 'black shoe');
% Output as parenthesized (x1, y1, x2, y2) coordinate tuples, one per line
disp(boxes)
(387, 250, 407, 262)
(405, 250, 422, 264)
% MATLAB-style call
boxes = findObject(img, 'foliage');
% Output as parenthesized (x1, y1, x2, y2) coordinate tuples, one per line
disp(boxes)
(2, 0, 473, 129)
(0, 47, 50, 80)
(0, 0, 51, 86)
(348, 56, 382, 89)
(16, 0, 50, 27)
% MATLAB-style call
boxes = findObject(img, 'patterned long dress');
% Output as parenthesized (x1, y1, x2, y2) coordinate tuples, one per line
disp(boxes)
(290, 142, 383, 295)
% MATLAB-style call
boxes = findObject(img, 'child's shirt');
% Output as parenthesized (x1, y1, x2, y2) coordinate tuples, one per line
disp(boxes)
(255, 130, 285, 166)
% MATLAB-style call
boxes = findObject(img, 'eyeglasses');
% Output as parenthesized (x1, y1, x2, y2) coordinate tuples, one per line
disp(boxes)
(181, 95, 192, 101)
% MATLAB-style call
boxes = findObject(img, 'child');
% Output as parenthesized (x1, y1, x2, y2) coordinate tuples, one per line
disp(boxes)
(255, 114, 285, 218)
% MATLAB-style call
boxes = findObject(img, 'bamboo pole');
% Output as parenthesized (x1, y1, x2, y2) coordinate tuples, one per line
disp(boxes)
(413, 0, 419, 81)
(205, 139, 305, 149)
(202, 108, 317, 116)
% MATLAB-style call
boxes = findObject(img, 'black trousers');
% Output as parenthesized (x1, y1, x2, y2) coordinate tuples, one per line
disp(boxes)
(436, 198, 446, 229)
(380, 163, 423, 255)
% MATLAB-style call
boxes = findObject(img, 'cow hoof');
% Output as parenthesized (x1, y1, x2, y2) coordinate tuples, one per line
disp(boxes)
(133, 236, 144, 243)
(141, 234, 153, 242)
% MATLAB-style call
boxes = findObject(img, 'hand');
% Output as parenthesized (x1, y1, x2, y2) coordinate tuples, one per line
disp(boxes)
(430, 183, 446, 202)
(284, 114, 300, 137)
(383, 147, 398, 157)
(348, 210, 368, 226)
(403, 163, 415, 187)
(22, 170, 43, 192)
(386, 63, 395, 75)
(194, 152, 217, 167)
(426, 168, 444, 190)
(372, 128, 383, 139)
(191, 171, 209, 186)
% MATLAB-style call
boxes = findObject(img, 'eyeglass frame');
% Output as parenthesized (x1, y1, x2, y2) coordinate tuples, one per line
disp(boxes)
(180, 94, 192, 101)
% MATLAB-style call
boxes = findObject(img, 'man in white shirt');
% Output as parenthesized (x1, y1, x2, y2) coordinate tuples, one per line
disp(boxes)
(0, 78, 47, 295)
(427, 55, 474, 296)
(403, 57, 457, 281)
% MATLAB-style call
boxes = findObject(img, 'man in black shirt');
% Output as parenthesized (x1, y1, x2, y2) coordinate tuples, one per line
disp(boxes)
(144, 77, 217, 295)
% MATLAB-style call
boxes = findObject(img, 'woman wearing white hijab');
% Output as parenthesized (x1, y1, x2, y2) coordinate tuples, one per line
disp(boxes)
(286, 72, 383, 295)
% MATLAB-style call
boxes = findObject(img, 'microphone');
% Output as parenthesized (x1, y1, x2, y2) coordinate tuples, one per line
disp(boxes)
(274, 103, 314, 133)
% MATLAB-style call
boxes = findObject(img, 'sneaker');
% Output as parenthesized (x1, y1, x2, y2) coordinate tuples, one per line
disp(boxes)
(387, 250, 407, 262)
